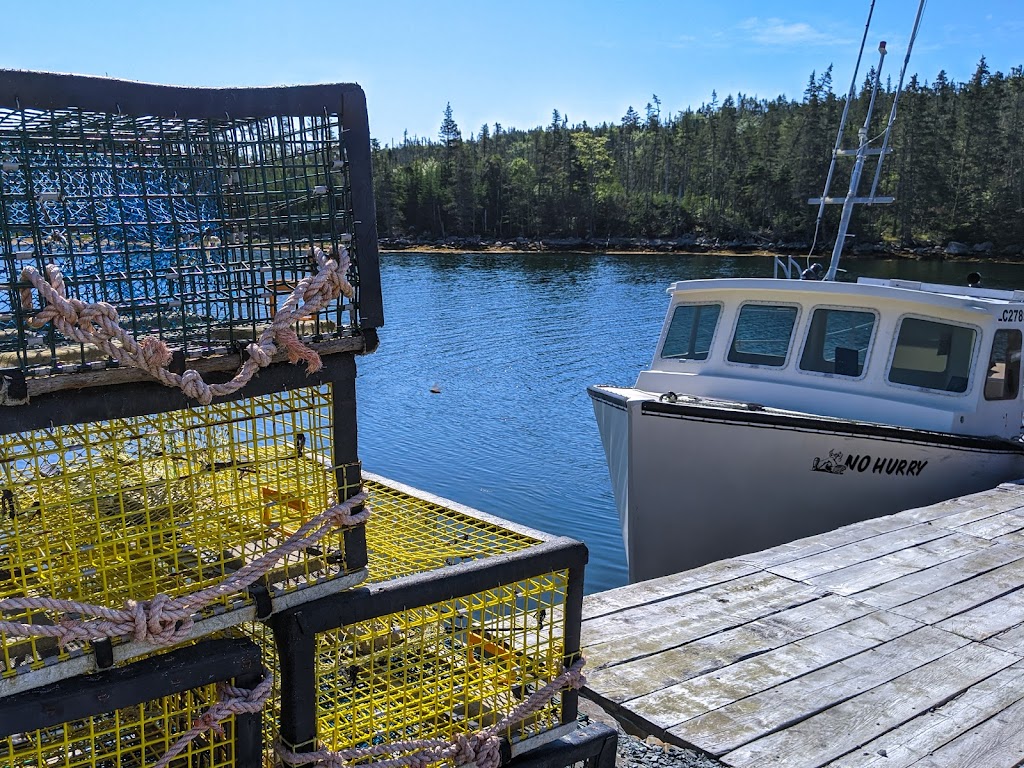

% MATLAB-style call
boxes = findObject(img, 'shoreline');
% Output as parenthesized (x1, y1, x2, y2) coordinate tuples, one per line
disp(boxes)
(379, 238, 1024, 264)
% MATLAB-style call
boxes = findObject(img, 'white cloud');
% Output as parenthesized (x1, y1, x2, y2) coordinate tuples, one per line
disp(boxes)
(738, 17, 851, 47)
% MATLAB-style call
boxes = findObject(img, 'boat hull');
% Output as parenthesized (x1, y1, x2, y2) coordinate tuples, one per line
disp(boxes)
(590, 386, 1024, 583)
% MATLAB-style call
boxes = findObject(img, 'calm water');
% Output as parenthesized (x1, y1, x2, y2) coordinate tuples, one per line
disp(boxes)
(356, 252, 1024, 593)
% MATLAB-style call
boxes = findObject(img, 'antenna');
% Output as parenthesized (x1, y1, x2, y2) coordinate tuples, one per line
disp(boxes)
(807, 0, 927, 282)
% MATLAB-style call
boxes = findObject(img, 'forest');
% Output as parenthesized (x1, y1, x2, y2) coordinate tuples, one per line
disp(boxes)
(370, 58, 1024, 254)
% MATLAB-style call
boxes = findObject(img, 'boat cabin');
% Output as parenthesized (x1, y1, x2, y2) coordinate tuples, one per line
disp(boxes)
(635, 277, 1024, 440)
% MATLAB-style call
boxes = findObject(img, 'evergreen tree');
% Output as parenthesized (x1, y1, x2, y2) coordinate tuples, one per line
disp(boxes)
(367, 71, 1024, 248)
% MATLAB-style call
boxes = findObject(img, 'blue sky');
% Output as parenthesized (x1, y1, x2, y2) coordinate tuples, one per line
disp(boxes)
(2, 1, 1021, 145)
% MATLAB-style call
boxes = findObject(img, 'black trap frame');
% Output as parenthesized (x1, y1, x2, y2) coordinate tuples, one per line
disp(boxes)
(0, 71, 381, 693)
(503, 721, 617, 768)
(269, 535, 589, 765)
(0, 69, 383, 407)
(0, 635, 266, 767)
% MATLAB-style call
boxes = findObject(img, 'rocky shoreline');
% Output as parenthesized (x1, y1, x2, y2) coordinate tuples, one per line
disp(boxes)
(380, 235, 1024, 262)
(578, 698, 724, 768)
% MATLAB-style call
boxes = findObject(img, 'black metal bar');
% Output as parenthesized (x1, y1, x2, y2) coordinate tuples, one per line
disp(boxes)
(340, 86, 383, 330)
(560, 547, 589, 725)
(270, 607, 319, 752)
(233, 654, 266, 768)
(0, 71, 365, 123)
(505, 723, 618, 768)
(277, 537, 587, 636)
(0, 636, 261, 735)
(331, 356, 368, 572)
(0, 351, 360, 434)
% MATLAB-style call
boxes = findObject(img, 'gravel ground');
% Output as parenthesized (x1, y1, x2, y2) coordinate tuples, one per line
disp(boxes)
(577, 698, 726, 768)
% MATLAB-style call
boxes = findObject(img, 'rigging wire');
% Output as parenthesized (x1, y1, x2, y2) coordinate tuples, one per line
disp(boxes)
(807, 0, 877, 267)
(869, 0, 928, 197)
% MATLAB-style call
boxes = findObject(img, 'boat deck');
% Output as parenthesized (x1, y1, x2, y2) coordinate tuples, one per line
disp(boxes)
(580, 481, 1024, 767)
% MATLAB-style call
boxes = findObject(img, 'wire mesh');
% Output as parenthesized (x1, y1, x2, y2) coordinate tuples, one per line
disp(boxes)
(0, 103, 362, 377)
(312, 571, 570, 760)
(275, 481, 571, 761)
(363, 479, 542, 583)
(1, 633, 261, 768)
(2, 681, 235, 768)
(1, 385, 360, 676)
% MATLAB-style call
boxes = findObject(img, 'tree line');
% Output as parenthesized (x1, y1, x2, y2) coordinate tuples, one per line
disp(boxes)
(371, 58, 1024, 250)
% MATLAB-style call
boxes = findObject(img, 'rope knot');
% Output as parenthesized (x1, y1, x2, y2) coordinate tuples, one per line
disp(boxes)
(454, 734, 501, 768)
(327, 492, 369, 528)
(218, 674, 275, 714)
(77, 301, 119, 334)
(564, 662, 587, 691)
(139, 336, 173, 369)
(180, 369, 214, 405)
(126, 593, 194, 645)
(246, 341, 273, 368)
(192, 710, 227, 738)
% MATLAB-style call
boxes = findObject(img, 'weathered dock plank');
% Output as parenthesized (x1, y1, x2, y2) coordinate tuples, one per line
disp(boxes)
(764, 523, 952, 582)
(803, 532, 991, 596)
(629, 610, 923, 733)
(907, 692, 1024, 767)
(851, 542, 1024, 610)
(671, 626, 967, 757)
(581, 483, 1024, 768)
(581, 559, 759, 621)
(721, 642, 1017, 767)
(824, 663, 1024, 767)
(584, 595, 872, 706)
(583, 572, 822, 671)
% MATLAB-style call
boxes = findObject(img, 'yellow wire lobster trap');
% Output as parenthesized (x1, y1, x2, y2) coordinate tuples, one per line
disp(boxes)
(270, 477, 588, 766)
(1, 384, 365, 682)
(0, 636, 264, 768)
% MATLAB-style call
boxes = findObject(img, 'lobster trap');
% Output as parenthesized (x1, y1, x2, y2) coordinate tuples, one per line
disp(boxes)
(0, 70, 382, 399)
(0, 635, 264, 768)
(1, 381, 367, 691)
(270, 479, 588, 765)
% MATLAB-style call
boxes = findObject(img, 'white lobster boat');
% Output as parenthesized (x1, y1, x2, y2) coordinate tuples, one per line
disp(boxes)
(589, 2, 1024, 582)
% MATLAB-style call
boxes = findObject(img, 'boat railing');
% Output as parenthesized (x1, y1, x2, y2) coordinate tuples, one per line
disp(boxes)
(773, 255, 804, 280)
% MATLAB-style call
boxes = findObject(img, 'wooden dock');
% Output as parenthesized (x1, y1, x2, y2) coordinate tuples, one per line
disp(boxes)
(580, 482, 1024, 767)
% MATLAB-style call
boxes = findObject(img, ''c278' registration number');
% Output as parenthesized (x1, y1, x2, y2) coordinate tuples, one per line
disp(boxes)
(1001, 308, 1024, 322)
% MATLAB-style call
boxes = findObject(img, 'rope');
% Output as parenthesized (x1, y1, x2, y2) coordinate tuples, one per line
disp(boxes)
(18, 244, 355, 405)
(276, 658, 587, 768)
(153, 670, 274, 768)
(0, 376, 29, 406)
(0, 492, 368, 648)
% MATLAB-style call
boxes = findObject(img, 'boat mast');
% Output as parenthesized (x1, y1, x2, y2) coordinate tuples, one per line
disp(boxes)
(811, 0, 928, 282)
(823, 42, 889, 282)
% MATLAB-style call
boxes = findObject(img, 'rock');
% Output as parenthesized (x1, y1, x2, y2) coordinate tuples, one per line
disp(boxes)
(911, 247, 943, 261)
(1001, 244, 1022, 256)
(945, 241, 969, 255)
(972, 241, 994, 254)
(540, 237, 588, 251)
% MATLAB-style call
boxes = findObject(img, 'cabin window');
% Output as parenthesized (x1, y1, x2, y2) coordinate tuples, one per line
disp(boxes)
(887, 318, 976, 393)
(799, 308, 875, 377)
(661, 303, 721, 361)
(727, 304, 798, 367)
(984, 329, 1022, 401)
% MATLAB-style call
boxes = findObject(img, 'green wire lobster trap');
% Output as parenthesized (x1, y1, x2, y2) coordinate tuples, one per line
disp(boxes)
(1, 384, 367, 692)
(0, 70, 382, 400)
(0, 636, 265, 768)
(269, 478, 588, 767)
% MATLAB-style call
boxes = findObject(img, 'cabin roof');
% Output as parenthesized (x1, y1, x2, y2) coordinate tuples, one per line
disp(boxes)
(666, 277, 1024, 313)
